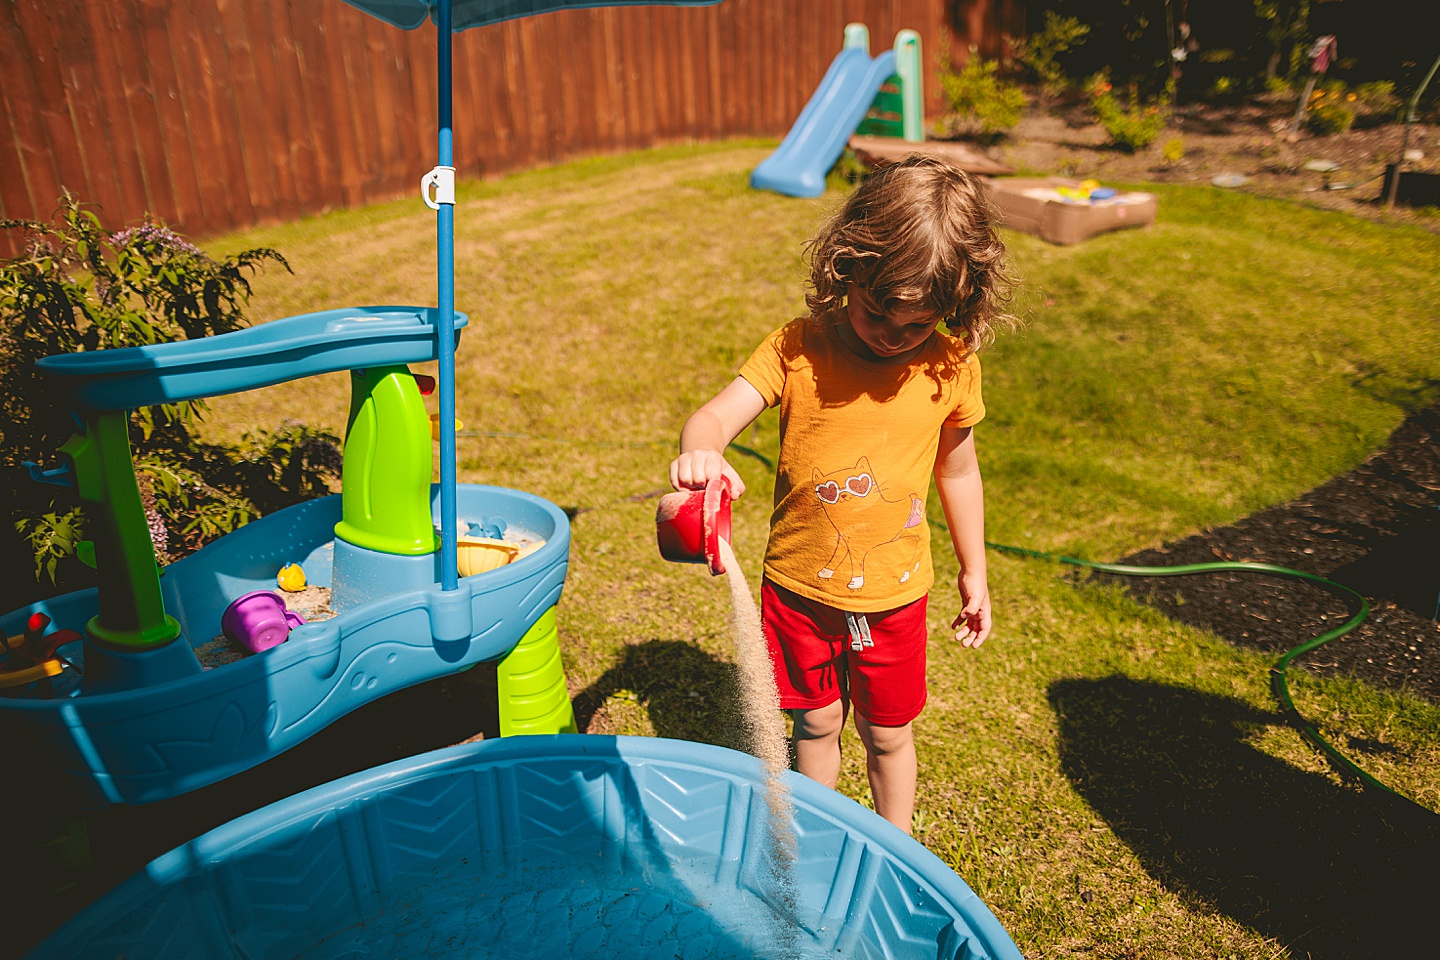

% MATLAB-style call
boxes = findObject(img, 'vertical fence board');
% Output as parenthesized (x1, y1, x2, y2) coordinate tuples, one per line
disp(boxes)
(456, 24, 488, 176)
(2, 0, 980, 253)
(64, 0, 143, 223)
(170, 0, 249, 229)
(499, 20, 534, 170)
(11, 1, 94, 212)
(562, 13, 599, 157)
(0, 1, 60, 219)
(240, 0, 306, 221)
(133, 0, 206, 229)
(214, 0, 282, 222)
(598, 10, 627, 150)
(473, 24, 515, 174)
(314, 3, 362, 203)
(285, 4, 342, 213)
(268, 0, 324, 215)
(587, 10, 617, 151)
(50, 0, 126, 223)
(364, 16, 409, 196)
(538, 14, 568, 162)
(102, 0, 170, 223)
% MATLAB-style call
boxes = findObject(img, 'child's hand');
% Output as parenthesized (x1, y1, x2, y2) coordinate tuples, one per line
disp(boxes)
(669, 449, 747, 498)
(951, 570, 991, 648)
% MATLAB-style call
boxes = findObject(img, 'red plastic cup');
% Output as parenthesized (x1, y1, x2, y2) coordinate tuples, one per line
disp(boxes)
(655, 476, 732, 576)
(221, 591, 304, 654)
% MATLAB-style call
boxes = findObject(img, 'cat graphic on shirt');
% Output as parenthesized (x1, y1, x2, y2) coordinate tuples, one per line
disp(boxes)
(812, 456, 924, 592)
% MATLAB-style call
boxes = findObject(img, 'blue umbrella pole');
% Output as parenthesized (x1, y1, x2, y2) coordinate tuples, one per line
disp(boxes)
(435, 0, 459, 592)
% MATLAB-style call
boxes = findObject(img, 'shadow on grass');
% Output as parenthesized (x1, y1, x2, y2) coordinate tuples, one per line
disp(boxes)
(572, 638, 751, 755)
(1048, 677, 1439, 958)
(3, 664, 507, 954)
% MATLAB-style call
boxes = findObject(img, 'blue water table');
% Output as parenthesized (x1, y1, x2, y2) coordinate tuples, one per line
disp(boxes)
(0, 305, 576, 806)
(29, 736, 1024, 960)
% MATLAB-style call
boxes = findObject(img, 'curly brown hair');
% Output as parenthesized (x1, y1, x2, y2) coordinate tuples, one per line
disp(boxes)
(804, 156, 1017, 351)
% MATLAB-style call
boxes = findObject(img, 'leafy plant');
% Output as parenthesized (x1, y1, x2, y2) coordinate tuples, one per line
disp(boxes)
(938, 45, 1028, 142)
(1354, 80, 1397, 111)
(1007, 11, 1089, 104)
(0, 194, 341, 588)
(1161, 137, 1186, 165)
(1306, 84, 1355, 135)
(1088, 73, 1171, 152)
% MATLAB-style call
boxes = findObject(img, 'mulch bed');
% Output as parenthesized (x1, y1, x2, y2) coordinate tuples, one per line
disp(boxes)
(1104, 402, 1440, 702)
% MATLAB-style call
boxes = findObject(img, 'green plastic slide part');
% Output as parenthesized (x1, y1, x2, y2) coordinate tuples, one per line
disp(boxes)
(843, 22, 869, 52)
(61, 413, 180, 649)
(857, 76, 905, 138)
(857, 29, 923, 141)
(334, 365, 439, 556)
(497, 607, 577, 736)
(894, 29, 923, 142)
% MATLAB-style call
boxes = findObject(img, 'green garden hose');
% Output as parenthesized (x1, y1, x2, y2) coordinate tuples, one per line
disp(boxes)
(984, 540, 1416, 802)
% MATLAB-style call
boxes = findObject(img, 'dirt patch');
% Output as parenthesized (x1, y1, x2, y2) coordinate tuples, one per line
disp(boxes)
(977, 97, 1440, 232)
(1100, 402, 1440, 702)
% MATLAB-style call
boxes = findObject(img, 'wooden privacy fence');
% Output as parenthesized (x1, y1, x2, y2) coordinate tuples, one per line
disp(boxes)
(0, 0, 1019, 245)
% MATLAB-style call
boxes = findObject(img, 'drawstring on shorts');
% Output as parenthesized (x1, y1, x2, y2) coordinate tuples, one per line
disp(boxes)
(844, 612, 873, 652)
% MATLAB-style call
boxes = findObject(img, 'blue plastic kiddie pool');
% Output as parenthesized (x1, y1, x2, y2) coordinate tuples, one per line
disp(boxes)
(30, 735, 1024, 960)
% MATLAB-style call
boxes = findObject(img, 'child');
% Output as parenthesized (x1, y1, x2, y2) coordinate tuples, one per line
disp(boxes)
(669, 156, 1015, 832)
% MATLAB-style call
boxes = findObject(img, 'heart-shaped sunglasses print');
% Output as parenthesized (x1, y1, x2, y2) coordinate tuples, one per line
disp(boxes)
(815, 473, 873, 504)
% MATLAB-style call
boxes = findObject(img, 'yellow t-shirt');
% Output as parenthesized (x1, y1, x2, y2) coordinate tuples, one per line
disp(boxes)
(738, 317, 985, 613)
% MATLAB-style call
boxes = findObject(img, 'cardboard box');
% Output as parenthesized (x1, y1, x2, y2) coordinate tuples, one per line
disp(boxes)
(982, 177, 1157, 245)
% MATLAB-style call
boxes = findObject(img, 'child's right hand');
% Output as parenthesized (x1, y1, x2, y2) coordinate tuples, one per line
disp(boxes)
(669, 449, 746, 498)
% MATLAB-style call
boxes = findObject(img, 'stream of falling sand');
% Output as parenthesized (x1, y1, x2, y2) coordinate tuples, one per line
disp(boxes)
(715, 538, 800, 949)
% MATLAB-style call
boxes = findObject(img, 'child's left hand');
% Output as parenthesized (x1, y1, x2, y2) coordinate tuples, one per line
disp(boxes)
(952, 571, 991, 648)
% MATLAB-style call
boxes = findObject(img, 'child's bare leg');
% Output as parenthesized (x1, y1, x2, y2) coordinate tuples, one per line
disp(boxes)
(790, 701, 846, 789)
(854, 716, 916, 833)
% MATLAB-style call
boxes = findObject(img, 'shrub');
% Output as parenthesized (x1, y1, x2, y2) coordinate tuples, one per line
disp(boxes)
(1265, 75, 1294, 98)
(1, 195, 340, 590)
(1087, 73, 1170, 152)
(1351, 80, 1400, 123)
(939, 46, 1028, 141)
(1354, 80, 1397, 111)
(1161, 137, 1185, 164)
(1007, 11, 1089, 103)
(1306, 85, 1355, 135)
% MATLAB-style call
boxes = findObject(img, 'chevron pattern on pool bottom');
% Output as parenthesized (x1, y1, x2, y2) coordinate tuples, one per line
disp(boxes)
(32, 740, 1017, 960)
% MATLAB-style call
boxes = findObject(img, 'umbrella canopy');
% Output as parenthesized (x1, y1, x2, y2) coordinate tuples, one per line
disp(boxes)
(331, 0, 718, 591)
(343, 0, 715, 32)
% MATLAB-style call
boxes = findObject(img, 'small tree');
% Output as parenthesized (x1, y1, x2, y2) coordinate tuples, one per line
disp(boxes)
(939, 45, 1029, 142)
(1, 194, 341, 595)
(1007, 11, 1090, 106)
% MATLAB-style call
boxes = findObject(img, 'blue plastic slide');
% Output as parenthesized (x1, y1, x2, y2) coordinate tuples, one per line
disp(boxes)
(750, 47, 897, 198)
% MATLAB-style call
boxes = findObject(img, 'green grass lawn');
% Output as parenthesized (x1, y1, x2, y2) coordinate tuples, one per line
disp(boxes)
(205, 141, 1440, 959)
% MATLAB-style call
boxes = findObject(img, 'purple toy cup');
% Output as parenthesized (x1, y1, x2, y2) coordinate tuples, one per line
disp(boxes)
(222, 591, 301, 654)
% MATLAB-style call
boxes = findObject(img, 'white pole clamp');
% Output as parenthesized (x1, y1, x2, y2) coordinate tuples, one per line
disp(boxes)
(422, 166, 456, 210)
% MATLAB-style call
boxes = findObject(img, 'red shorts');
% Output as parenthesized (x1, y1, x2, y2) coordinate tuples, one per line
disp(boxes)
(760, 579, 928, 727)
